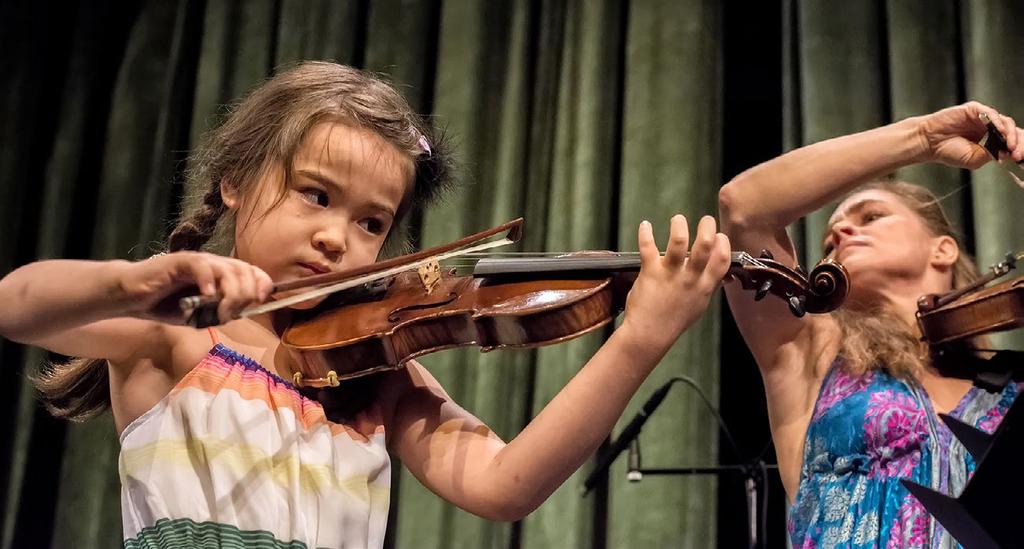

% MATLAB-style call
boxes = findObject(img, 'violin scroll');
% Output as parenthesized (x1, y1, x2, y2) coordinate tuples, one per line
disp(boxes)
(729, 253, 850, 317)
(807, 259, 850, 312)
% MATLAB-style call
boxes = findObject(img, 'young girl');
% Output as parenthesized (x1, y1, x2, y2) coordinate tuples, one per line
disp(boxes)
(0, 61, 732, 548)
(719, 102, 1024, 547)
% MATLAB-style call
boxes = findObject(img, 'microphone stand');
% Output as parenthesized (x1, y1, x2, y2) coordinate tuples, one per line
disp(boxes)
(626, 433, 777, 549)
(584, 376, 778, 549)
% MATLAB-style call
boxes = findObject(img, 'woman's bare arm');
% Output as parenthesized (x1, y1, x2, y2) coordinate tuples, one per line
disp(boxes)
(717, 102, 1024, 497)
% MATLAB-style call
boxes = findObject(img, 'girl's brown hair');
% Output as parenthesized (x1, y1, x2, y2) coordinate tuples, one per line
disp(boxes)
(831, 180, 980, 379)
(35, 61, 453, 421)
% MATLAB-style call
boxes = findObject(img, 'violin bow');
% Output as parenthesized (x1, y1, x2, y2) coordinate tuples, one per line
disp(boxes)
(179, 218, 524, 324)
(979, 112, 1024, 187)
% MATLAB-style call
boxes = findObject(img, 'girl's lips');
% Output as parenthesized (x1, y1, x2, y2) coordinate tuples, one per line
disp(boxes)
(298, 262, 329, 275)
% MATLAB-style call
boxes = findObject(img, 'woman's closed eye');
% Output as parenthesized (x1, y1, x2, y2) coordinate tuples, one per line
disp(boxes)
(860, 210, 885, 224)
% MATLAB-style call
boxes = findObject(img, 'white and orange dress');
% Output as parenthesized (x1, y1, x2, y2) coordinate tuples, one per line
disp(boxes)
(118, 330, 391, 548)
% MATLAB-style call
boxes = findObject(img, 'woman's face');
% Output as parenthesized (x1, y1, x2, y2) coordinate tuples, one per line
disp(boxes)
(823, 189, 953, 304)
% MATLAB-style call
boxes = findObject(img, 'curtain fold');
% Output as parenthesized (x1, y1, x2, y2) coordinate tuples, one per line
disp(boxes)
(886, 0, 966, 229)
(1, 1, 1021, 548)
(963, 0, 1024, 351)
(402, 2, 540, 546)
(609, 1, 722, 547)
(51, 2, 197, 547)
(519, 1, 621, 547)
(795, 0, 888, 263)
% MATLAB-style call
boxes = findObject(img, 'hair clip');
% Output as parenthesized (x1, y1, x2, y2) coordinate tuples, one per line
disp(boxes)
(979, 112, 1024, 188)
(417, 134, 432, 157)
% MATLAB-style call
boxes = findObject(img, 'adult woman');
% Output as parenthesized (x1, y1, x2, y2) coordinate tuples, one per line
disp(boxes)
(719, 102, 1024, 547)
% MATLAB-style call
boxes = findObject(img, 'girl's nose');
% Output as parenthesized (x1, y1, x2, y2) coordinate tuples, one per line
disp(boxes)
(313, 225, 347, 259)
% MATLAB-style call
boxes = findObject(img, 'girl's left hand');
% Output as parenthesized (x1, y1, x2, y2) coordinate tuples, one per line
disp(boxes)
(621, 215, 731, 351)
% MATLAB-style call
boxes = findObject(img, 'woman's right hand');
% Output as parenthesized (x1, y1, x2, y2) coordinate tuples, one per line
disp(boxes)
(119, 252, 273, 325)
(917, 101, 1024, 168)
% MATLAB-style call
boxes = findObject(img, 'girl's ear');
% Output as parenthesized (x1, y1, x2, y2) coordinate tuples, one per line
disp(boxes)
(220, 178, 239, 209)
(931, 235, 959, 269)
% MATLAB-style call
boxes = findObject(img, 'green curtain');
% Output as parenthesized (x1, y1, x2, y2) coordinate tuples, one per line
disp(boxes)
(2, 1, 1023, 548)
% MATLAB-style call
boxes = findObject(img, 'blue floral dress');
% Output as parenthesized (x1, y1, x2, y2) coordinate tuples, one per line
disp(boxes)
(788, 360, 1020, 548)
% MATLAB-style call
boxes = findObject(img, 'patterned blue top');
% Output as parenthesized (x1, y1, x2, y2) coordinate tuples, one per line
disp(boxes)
(788, 361, 1020, 548)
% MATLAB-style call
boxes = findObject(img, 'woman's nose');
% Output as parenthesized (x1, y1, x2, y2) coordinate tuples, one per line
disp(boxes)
(828, 219, 856, 250)
(831, 219, 856, 239)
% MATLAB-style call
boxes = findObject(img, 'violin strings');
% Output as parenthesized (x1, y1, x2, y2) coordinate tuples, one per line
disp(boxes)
(924, 183, 970, 209)
(441, 251, 774, 271)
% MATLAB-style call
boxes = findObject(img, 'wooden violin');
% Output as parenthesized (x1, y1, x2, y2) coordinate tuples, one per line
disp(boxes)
(181, 219, 849, 387)
(917, 252, 1024, 347)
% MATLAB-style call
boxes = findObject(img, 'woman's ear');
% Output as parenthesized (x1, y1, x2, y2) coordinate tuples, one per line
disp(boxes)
(220, 178, 239, 209)
(932, 235, 959, 268)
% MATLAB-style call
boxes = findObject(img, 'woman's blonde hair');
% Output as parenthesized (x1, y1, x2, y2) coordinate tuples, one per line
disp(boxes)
(35, 62, 453, 421)
(831, 180, 980, 379)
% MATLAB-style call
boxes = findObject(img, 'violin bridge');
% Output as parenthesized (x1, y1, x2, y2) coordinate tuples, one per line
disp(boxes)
(418, 259, 442, 294)
(291, 370, 340, 388)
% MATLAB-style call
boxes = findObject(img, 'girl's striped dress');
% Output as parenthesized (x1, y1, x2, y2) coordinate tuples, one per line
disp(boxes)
(118, 331, 391, 549)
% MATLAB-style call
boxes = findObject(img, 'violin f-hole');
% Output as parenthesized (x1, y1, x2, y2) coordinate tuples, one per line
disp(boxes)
(388, 292, 460, 323)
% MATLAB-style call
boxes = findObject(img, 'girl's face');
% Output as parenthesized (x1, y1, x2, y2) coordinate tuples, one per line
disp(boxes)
(822, 189, 955, 305)
(225, 121, 412, 307)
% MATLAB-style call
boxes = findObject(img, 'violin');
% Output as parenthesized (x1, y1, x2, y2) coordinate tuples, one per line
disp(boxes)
(917, 253, 1024, 347)
(181, 218, 849, 388)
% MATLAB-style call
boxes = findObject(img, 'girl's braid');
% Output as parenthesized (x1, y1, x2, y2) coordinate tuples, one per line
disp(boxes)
(167, 183, 226, 252)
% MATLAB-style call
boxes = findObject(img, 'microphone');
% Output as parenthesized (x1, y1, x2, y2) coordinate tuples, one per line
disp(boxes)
(627, 438, 642, 482)
(746, 476, 757, 549)
(582, 380, 675, 495)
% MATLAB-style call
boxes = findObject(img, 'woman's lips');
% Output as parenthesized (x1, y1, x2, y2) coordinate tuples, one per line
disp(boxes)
(836, 240, 869, 259)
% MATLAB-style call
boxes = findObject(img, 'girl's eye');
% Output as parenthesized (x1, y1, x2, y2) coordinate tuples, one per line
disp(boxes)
(298, 188, 328, 207)
(358, 217, 387, 236)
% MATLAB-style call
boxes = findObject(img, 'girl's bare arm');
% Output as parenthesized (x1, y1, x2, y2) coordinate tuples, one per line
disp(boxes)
(387, 216, 731, 521)
(0, 253, 272, 361)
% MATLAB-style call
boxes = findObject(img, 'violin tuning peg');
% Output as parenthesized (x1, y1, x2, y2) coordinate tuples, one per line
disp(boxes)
(759, 249, 774, 260)
(795, 265, 807, 277)
(754, 279, 772, 301)
(788, 295, 806, 318)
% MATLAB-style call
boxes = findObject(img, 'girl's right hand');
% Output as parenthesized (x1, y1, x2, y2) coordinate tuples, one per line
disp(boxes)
(917, 101, 1024, 168)
(119, 252, 274, 325)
